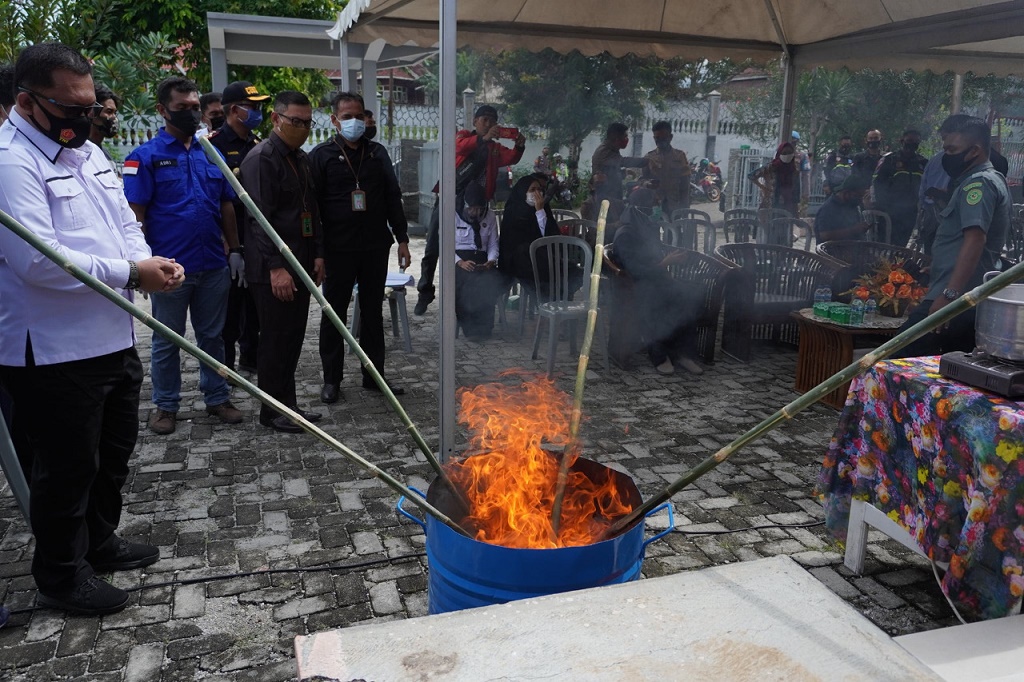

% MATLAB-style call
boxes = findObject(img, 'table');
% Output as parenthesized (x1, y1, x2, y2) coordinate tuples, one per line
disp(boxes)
(791, 308, 904, 409)
(294, 556, 935, 681)
(816, 356, 1024, 620)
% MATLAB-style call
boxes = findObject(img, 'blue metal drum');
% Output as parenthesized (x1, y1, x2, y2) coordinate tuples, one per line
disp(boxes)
(397, 457, 674, 615)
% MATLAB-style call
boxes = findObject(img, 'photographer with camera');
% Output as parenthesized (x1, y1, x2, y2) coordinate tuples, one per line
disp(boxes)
(415, 104, 526, 316)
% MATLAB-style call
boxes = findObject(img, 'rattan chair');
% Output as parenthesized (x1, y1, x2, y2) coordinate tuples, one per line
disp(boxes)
(603, 246, 737, 366)
(715, 243, 845, 362)
(816, 240, 931, 301)
(529, 236, 604, 375)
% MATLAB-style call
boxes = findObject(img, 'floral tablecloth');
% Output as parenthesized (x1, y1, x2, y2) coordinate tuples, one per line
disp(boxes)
(816, 356, 1024, 620)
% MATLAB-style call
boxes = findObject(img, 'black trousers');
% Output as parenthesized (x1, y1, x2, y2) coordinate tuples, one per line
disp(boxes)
(417, 200, 441, 298)
(253, 283, 311, 422)
(892, 301, 977, 359)
(320, 247, 390, 385)
(0, 348, 142, 593)
(223, 282, 259, 369)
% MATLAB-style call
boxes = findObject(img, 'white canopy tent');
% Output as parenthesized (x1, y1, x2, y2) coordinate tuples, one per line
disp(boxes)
(330, 0, 1024, 462)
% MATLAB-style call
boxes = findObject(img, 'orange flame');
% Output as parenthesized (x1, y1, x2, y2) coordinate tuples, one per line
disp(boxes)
(445, 374, 633, 549)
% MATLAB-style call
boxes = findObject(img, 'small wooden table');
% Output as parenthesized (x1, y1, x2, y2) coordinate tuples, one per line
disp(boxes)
(790, 308, 904, 409)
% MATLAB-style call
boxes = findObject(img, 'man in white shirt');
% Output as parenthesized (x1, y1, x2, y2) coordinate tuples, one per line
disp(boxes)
(0, 43, 183, 616)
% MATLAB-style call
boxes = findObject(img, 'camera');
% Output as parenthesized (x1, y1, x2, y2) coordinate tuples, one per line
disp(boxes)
(496, 126, 520, 139)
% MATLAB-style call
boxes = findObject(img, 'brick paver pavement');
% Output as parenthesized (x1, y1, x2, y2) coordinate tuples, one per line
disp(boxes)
(0, 232, 957, 680)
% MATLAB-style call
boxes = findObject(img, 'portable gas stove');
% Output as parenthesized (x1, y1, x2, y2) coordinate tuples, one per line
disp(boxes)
(939, 350, 1024, 398)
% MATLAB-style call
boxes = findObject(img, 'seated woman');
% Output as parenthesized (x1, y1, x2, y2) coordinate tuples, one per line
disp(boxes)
(454, 182, 504, 340)
(498, 173, 562, 286)
(611, 188, 703, 375)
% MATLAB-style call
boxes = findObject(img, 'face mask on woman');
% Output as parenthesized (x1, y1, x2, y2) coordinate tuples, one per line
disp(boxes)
(779, 153, 794, 163)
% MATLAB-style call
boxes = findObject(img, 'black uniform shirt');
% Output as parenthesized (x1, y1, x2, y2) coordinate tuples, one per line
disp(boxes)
(308, 136, 409, 252)
(208, 124, 260, 244)
(239, 133, 324, 285)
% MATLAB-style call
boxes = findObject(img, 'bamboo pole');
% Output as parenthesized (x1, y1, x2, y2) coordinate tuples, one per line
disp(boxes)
(550, 201, 609, 537)
(598, 262, 1024, 541)
(0, 207, 471, 538)
(197, 136, 469, 516)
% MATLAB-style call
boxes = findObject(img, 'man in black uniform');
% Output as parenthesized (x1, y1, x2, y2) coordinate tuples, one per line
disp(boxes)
(310, 92, 411, 403)
(851, 129, 884, 186)
(208, 80, 268, 373)
(240, 91, 325, 432)
(822, 135, 854, 195)
(873, 129, 928, 246)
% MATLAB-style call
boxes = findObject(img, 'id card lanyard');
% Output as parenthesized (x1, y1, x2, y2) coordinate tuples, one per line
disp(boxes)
(336, 140, 367, 211)
(285, 153, 314, 237)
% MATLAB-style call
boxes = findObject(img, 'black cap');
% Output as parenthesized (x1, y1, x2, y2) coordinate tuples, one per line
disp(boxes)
(221, 81, 270, 105)
(474, 104, 498, 120)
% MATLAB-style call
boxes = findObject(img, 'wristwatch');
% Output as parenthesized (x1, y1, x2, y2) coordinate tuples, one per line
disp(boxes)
(126, 260, 141, 291)
(942, 287, 960, 301)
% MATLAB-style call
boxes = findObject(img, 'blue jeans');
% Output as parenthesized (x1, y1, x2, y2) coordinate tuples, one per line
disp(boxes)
(150, 267, 231, 412)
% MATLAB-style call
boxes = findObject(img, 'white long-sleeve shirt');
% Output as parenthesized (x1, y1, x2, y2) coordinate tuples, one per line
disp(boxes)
(454, 209, 499, 264)
(0, 109, 152, 366)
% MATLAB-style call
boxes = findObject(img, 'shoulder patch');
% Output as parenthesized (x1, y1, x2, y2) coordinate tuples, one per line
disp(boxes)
(962, 181, 983, 191)
(965, 188, 983, 206)
(123, 159, 140, 176)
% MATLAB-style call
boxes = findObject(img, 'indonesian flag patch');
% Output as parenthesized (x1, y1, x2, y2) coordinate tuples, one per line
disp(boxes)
(123, 160, 140, 176)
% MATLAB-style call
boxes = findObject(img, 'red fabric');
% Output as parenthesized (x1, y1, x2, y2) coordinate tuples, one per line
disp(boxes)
(432, 130, 525, 199)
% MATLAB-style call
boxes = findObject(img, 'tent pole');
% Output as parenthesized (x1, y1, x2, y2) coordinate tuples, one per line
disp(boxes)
(340, 36, 351, 91)
(439, 0, 457, 463)
(952, 73, 963, 114)
(778, 53, 797, 144)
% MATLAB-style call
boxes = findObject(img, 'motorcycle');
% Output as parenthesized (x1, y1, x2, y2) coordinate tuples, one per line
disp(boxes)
(690, 159, 727, 206)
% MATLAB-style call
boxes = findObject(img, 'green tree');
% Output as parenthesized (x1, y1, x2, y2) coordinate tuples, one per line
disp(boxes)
(0, 0, 125, 61)
(483, 49, 737, 167)
(89, 32, 180, 130)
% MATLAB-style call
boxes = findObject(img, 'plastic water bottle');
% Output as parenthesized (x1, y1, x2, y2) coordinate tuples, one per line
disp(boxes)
(850, 299, 865, 326)
(864, 298, 877, 324)
(813, 287, 826, 317)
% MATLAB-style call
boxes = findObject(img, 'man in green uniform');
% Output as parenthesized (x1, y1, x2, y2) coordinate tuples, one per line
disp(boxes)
(895, 115, 1010, 357)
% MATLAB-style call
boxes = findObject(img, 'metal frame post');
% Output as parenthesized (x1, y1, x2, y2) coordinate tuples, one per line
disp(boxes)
(778, 54, 797, 145)
(438, 0, 457, 463)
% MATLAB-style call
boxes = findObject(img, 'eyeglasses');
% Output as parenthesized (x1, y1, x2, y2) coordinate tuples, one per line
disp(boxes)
(278, 113, 316, 129)
(19, 88, 104, 119)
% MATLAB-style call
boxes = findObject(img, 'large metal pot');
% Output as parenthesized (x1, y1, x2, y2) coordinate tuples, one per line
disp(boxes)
(976, 271, 1024, 360)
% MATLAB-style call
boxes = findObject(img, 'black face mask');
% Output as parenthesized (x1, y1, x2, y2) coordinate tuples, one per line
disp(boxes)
(29, 99, 92, 149)
(838, 145, 851, 155)
(93, 117, 117, 138)
(903, 141, 920, 153)
(207, 115, 225, 132)
(165, 109, 201, 137)
(364, 125, 377, 140)
(941, 148, 975, 179)
(866, 140, 881, 150)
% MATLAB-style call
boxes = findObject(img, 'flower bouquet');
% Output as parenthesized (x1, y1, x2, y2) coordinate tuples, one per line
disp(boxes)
(845, 258, 927, 317)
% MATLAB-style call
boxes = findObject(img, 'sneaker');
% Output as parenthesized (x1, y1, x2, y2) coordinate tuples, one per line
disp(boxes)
(87, 536, 160, 572)
(148, 409, 176, 435)
(677, 357, 705, 375)
(206, 401, 243, 424)
(413, 292, 434, 317)
(654, 359, 675, 375)
(37, 576, 129, 616)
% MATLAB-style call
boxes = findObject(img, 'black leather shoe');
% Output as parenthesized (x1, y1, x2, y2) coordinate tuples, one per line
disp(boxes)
(37, 576, 129, 615)
(320, 383, 341, 403)
(88, 537, 160, 572)
(413, 292, 434, 316)
(294, 407, 322, 423)
(260, 414, 303, 433)
(362, 379, 406, 396)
